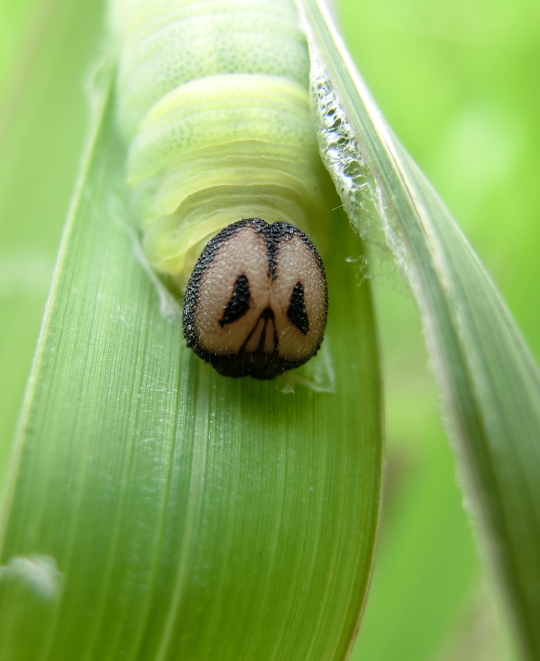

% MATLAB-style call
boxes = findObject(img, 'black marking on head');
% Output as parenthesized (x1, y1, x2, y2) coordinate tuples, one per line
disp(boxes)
(258, 306, 276, 345)
(287, 281, 309, 335)
(239, 307, 279, 356)
(264, 223, 282, 280)
(219, 273, 251, 327)
(263, 221, 302, 280)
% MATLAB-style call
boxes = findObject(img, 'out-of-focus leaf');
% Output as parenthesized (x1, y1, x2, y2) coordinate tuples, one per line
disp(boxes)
(0, 0, 106, 496)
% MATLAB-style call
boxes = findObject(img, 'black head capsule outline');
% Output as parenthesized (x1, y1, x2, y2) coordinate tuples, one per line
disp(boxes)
(182, 218, 328, 379)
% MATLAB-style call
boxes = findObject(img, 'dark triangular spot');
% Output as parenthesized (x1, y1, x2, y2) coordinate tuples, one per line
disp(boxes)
(220, 273, 251, 327)
(287, 281, 309, 335)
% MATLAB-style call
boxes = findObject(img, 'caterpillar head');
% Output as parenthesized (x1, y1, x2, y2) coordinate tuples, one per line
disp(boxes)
(182, 218, 328, 379)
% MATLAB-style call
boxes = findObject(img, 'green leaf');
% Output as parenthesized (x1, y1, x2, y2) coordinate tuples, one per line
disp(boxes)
(299, 1, 540, 658)
(0, 0, 107, 496)
(0, 3, 382, 659)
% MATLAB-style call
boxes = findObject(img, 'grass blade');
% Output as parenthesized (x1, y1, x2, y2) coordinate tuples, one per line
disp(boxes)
(0, 16, 382, 658)
(300, 1, 540, 658)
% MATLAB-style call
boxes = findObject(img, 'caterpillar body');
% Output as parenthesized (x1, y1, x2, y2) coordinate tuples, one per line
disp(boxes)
(111, 0, 333, 378)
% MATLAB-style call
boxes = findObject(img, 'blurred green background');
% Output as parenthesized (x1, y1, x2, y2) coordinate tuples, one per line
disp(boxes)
(0, 0, 538, 658)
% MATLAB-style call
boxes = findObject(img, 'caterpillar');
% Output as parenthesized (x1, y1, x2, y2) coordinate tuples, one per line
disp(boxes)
(111, 0, 334, 378)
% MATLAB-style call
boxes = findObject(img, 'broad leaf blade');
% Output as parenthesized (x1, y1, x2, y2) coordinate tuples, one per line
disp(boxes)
(0, 36, 382, 661)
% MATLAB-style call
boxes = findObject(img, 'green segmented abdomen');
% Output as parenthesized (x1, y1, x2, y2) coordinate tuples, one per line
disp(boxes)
(111, 0, 332, 288)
